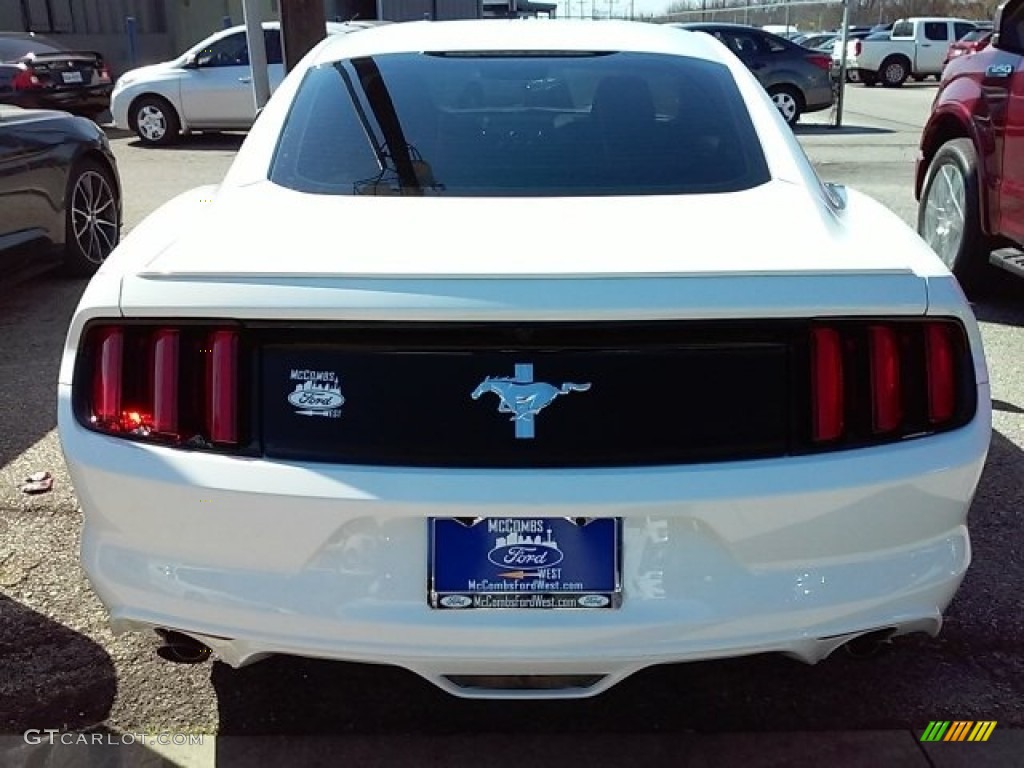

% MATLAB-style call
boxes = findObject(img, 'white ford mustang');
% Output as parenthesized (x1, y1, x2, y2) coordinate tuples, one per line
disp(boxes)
(59, 20, 991, 699)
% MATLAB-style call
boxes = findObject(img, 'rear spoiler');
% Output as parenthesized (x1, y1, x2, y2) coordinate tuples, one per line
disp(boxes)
(24, 50, 104, 62)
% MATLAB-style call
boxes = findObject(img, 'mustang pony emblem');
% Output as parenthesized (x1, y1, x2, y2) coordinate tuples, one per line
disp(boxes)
(471, 364, 591, 439)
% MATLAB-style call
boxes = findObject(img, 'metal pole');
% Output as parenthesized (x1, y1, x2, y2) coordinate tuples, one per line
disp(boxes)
(125, 16, 137, 69)
(832, 0, 851, 128)
(241, 0, 271, 111)
(785, 0, 790, 32)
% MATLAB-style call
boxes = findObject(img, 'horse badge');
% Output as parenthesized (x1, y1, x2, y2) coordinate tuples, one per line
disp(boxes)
(471, 363, 591, 439)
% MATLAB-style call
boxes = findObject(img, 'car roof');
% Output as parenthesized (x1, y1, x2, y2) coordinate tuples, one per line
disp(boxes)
(312, 19, 733, 65)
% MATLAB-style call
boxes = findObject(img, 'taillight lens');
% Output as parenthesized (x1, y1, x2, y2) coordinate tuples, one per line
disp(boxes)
(807, 54, 832, 71)
(809, 320, 971, 447)
(79, 324, 243, 449)
(12, 68, 41, 90)
(811, 327, 844, 442)
(926, 324, 955, 424)
(98, 65, 111, 82)
(869, 325, 902, 433)
(854, 40, 863, 57)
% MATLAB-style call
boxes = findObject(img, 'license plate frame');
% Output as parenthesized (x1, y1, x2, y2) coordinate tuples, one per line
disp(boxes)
(61, 71, 84, 84)
(428, 517, 621, 610)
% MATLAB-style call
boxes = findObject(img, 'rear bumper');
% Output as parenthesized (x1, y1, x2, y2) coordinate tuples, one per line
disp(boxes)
(11, 86, 112, 115)
(59, 384, 991, 698)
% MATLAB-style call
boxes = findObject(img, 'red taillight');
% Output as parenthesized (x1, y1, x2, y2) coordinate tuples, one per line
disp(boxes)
(811, 327, 844, 442)
(83, 324, 242, 449)
(853, 40, 863, 57)
(12, 68, 41, 90)
(91, 328, 123, 428)
(869, 326, 902, 433)
(98, 65, 111, 82)
(152, 329, 180, 435)
(807, 54, 832, 71)
(926, 323, 956, 424)
(206, 330, 239, 445)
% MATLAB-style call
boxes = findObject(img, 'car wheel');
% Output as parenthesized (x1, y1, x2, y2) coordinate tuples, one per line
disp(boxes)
(62, 158, 121, 277)
(880, 57, 909, 87)
(917, 138, 993, 295)
(767, 86, 802, 126)
(130, 95, 180, 146)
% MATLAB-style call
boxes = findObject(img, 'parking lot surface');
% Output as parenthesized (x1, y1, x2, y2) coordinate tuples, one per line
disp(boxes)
(1, 83, 1022, 765)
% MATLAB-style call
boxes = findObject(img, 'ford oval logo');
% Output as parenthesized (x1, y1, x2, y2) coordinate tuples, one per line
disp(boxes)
(487, 544, 564, 569)
(577, 594, 610, 608)
(287, 389, 345, 410)
(439, 594, 473, 609)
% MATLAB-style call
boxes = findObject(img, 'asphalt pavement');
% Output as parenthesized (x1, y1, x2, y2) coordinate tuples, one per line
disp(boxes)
(1, 81, 1022, 767)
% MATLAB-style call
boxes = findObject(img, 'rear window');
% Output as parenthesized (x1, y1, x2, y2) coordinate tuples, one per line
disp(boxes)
(269, 51, 770, 197)
(0, 35, 65, 60)
(891, 21, 914, 38)
(958, 30, 987, 43)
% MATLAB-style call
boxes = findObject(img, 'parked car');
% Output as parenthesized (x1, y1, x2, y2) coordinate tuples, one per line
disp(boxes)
(835, 17, 979, 86)
(111, 20, 374, 145)
(942, 28, 993, 67)
(795, 32, 838, 51)
(671, 22, 834, 124)
(0, 105, 120, 276)
(58, 20, 989, 700)
(0, 32, 112, 118)
(916, 0, 1024, 292)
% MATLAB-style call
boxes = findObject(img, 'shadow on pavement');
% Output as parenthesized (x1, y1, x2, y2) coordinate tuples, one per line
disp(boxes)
(794, 123, 895, 135)
(0, 595, 115, 733)
(125, 133, 246, 152)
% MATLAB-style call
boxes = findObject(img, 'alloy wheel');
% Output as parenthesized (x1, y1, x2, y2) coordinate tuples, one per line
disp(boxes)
(922, 162, 966, 269)
(772, 92, 798, 123)
(71, 170, 118, 266)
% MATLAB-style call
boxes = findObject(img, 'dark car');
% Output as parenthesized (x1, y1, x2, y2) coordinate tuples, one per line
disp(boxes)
(0, 32, 112, 118)
(0, 105, 121, 276)
(670, 23, 834, 125)
(915, 0, 1024, 293)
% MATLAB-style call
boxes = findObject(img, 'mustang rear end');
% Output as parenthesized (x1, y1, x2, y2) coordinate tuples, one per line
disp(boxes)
(57, 20, 990, 699)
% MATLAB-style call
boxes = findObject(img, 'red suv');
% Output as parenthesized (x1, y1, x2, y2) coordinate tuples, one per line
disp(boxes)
(916, 0, 1024, 294)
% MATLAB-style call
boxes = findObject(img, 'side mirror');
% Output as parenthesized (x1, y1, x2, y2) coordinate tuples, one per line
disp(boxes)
(182, 52, 199, 69)
(993, 0, 1024, 53)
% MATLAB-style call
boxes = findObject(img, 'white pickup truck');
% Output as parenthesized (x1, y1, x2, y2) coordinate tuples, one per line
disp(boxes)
(835, 17, 978, 86)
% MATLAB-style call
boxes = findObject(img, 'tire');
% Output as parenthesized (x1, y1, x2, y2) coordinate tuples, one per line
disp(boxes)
(879, 56, 910, 87)
(129, 95, 180, 146)
(767, 85, 803, 126)
(912, 74, 926, 82)
(917, 138, 994, 295)
(61, 158, 121, 277)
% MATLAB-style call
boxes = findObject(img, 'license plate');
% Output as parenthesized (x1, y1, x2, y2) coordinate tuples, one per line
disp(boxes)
(429, 517, 621, 609)
(61, 71, 84, 84)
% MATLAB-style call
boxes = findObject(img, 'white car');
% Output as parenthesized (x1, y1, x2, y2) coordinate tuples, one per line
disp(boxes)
(60, 20, 991, 700)
(110, 20, 372, 145)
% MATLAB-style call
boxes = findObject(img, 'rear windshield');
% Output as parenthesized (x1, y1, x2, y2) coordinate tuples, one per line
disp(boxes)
(959, 30, 989, 42)
(269, 51, 770, 197)
(0, 36, 65, 60)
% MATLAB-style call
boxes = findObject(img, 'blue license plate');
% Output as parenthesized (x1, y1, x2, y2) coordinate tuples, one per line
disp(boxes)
(429, 517, 621, 609)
